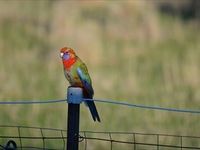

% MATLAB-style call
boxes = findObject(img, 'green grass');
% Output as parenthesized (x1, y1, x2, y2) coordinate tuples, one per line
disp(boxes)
(0, 1, 200, 149)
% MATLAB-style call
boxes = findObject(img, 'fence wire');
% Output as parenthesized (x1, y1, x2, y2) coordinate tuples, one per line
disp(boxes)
(0, 97, 200, 149)
(0, 125, 199, 150)
(0, 125, 67, 150)
(1, 98, 200, 114)
(80, 131, 200, 150)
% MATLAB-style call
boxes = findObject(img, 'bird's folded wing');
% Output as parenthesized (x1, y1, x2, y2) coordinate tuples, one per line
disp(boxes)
(77, 64, 94, 97)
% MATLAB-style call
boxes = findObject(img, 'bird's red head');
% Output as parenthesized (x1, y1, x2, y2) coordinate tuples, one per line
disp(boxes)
(60, 47, 77, 69)
(60, 47, 76, 59)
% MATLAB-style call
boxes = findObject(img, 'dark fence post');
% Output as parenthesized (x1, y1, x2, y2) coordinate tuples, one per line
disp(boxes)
(67, 87, 83, 150)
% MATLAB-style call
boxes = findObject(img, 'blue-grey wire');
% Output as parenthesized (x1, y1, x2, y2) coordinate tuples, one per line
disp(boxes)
(84, 98, 200, 114)
(0, 98, 200, 114)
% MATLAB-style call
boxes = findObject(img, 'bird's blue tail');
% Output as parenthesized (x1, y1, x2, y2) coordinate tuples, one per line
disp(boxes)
(86, 101, 101, 122)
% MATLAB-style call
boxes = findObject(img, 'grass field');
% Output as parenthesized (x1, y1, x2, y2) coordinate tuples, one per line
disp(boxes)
(0, 0, 200, 148)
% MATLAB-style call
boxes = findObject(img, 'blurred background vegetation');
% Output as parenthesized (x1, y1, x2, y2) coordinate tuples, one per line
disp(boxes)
(0, 0, 200, 148)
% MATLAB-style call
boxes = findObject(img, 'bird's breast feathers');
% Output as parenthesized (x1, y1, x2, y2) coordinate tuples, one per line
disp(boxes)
(64, 62, 83, 86)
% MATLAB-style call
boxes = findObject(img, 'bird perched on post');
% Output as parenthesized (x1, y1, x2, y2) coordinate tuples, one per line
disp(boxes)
(60, 47, 100, 122)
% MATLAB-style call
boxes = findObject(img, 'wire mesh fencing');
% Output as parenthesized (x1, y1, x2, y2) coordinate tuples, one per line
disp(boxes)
(80, 131, 200, 150)
(0, 125, 199, 150)
(1, 94, 200, 149)
(0, 125, 66, 150)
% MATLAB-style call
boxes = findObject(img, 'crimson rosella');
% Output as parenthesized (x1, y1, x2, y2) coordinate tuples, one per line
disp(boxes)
(60, 47, 100, 122)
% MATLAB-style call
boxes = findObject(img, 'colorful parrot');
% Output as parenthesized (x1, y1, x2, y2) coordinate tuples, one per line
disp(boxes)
(60, 47, 100, 122)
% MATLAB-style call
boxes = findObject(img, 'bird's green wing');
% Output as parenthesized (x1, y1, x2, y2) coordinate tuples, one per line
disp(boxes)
(77, 63, 94, 97)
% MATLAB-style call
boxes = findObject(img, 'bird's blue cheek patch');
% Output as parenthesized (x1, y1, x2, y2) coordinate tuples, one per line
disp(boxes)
(63, 53, 70, 60)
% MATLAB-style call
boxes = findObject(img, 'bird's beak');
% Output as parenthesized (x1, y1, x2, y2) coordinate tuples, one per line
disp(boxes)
(60, 52, 64, 58)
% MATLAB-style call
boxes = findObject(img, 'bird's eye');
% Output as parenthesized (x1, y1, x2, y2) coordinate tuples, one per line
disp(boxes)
(60, 52, 64, 58)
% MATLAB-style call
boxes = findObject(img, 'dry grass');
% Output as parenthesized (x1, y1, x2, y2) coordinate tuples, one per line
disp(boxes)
(0, 0, 199, 148)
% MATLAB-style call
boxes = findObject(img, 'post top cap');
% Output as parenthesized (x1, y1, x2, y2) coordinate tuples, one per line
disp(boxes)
(67, 87, 83, 104)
